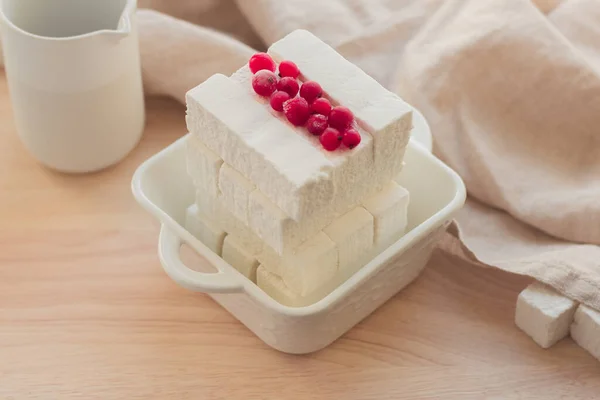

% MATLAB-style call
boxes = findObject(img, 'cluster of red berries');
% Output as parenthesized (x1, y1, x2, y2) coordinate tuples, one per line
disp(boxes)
(249, 53, 361, 152)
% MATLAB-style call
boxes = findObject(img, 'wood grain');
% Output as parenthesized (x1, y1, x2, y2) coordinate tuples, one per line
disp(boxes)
(1, 71, 599, 399)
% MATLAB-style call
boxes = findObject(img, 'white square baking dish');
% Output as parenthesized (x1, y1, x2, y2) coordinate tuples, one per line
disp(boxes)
(132, 132, 465, 354)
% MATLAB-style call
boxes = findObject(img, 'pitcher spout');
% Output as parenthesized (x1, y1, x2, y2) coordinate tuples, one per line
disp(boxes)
(116, 0, 136, 35)
(105, 0, 136, 39)
(0, 0, 137, 41)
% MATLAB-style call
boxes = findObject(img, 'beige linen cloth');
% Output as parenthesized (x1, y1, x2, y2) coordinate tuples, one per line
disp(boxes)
(133, 0, 600, 310)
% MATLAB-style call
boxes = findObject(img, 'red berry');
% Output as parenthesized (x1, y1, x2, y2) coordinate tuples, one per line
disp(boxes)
(283, 97, 310, 126)
(328, 106, 354, 130)
(278, 60, 300, 78)
(276, 77, 299, 97)
(270, 91, 291, 112)
(306, 114, 328, 136)
(299, 81, 323, 103)
(342, 128, 361, 149)
(252, 70, 278, 97)
(320, 127, 342, 151)
(310, 98, 332, 116)
(249, 53, 276, 74)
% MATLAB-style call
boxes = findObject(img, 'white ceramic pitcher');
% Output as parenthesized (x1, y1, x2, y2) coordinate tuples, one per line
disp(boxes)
(0, 0, 145, 173)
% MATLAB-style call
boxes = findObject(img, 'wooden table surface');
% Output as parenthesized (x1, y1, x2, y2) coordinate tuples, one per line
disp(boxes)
(1, 72, 599, 399)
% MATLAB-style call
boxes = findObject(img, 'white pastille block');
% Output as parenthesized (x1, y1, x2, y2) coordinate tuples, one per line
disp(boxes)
(251, 230, 339, 296)
(186, 73, 335, 221)
(257, 266, 305, 307)
(571, 305, 600, 361)
(269, 29, 412, 176)
(222, 236, 259, 282)
(218, 164, 255, 224)
(194, 196, 263, 256)
(361, 181, 409, 251)
(280, 232, 338, 296)
(255, 244, 284, 276)
(193, 198, 286, 276)
(185, 206, 226, 256)
(257, 265, 342, 308)
(515, 282, 578, 348)
(324, 207, 374, 273)
(186, 135, 223, 196)
(248, 189, 322, 255)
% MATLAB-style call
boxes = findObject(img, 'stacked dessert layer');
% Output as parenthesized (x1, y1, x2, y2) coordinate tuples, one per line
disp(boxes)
(184, 30, 412, 306)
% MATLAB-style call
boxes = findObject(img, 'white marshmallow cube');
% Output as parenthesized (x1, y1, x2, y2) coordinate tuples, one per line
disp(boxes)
(515, 282, 578, 348)
(194, 196, 264, 256)
(361, 181, 409, 251)
(193, 197, 284, 276)
(248, 189, 321, 255)
(222, 236, 259, 282)
(185, 206, 226, 256)
(280, 232, 338, 296)
(257, 265, 343, 308)
(256, 266, 303, 307)
(186, 135, 223, 196)
(324, 207, 374, 273)
(253, 229, 340, 297)
(218, 164, 255, 224)
(571, 305, 600, 361)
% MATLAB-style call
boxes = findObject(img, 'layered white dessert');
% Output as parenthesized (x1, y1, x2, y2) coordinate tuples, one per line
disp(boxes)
(184, 30, 412, 307)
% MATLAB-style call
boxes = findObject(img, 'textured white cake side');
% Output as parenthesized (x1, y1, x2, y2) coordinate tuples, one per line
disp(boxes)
(515, 282, 578, 348)
(571, 305, 600, 361)
(362, 181, 410, 252)
(186, 135, 223, 197)
(218, 164, 255, 224)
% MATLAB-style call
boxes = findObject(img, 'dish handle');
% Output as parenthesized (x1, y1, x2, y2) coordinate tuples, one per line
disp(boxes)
(158, 225, 244, 294)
